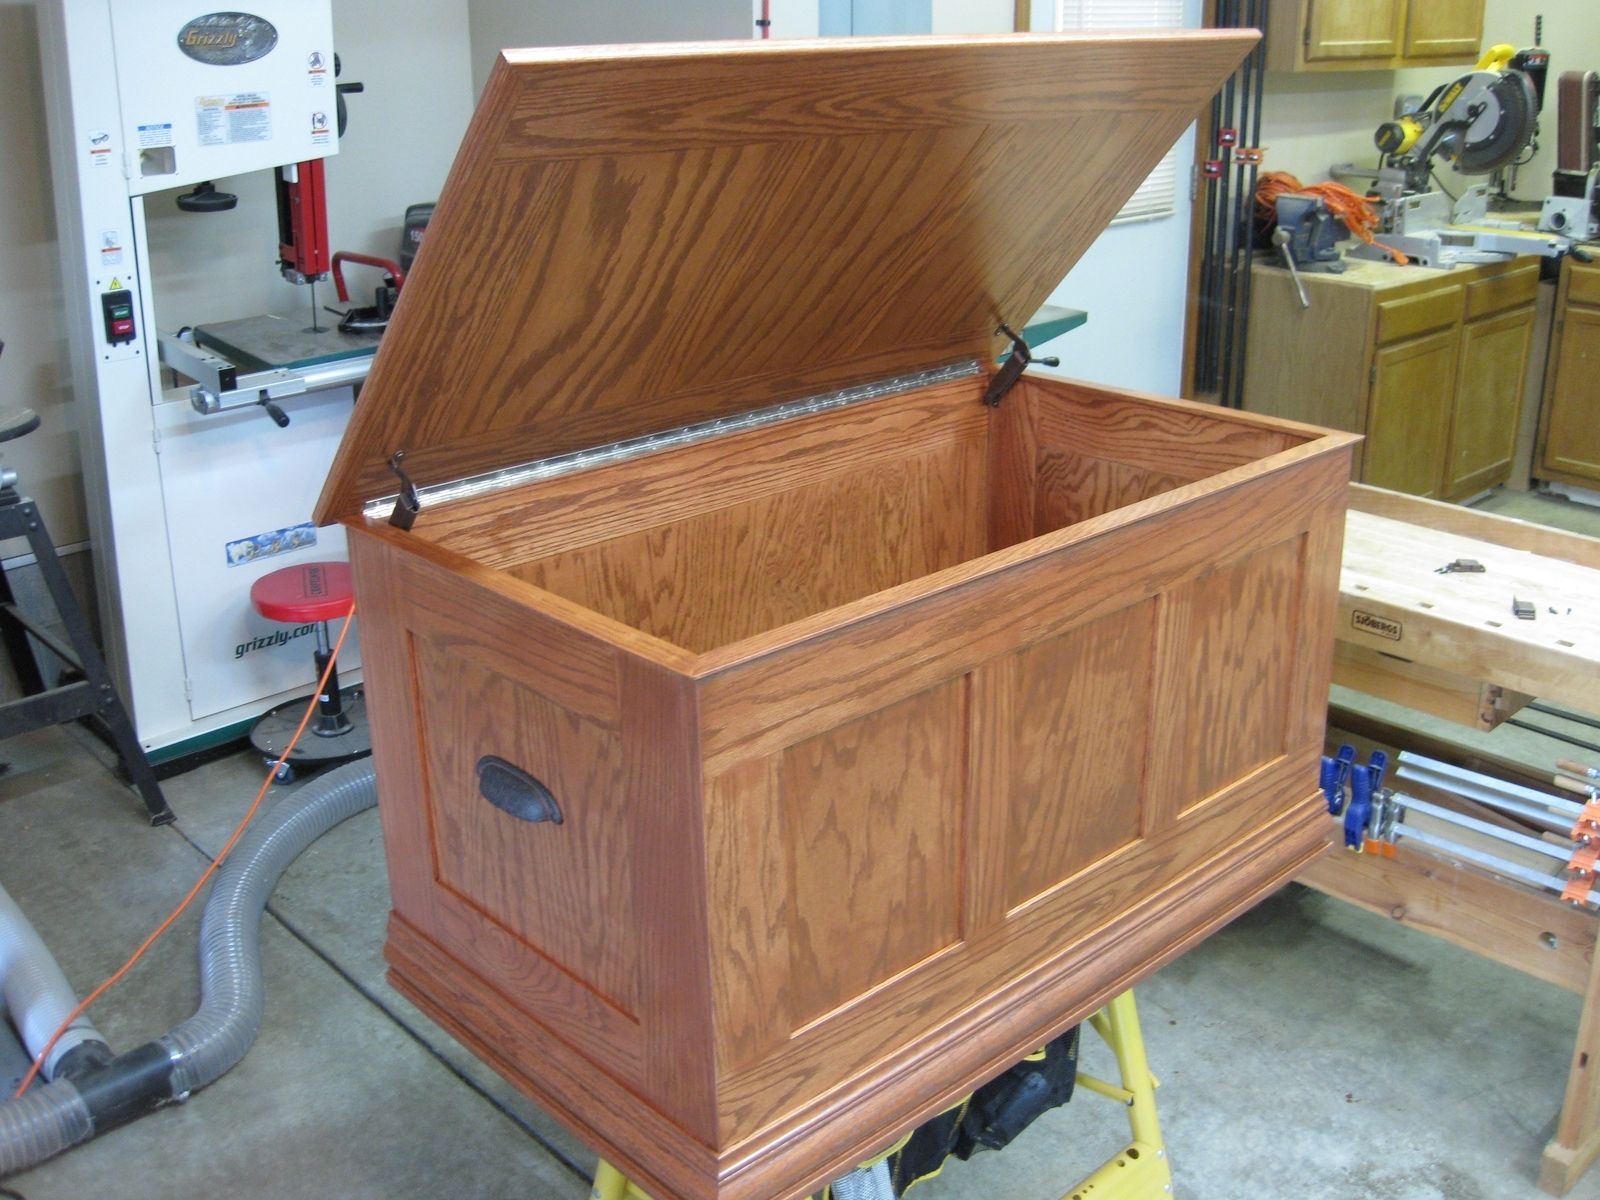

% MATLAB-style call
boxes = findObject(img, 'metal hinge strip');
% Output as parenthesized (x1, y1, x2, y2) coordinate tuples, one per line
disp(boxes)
(369, 360, 982, 523)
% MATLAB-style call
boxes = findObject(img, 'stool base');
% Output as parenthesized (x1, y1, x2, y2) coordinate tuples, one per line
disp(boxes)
(248, 688, 370, 783)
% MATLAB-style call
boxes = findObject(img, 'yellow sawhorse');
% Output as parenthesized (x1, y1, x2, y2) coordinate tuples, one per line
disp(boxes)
(593, 988, 1172, 1200)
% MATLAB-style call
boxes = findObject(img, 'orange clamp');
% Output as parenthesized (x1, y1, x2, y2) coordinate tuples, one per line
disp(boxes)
(1572, 798, 1600, 843)
(1568, 843, 1600, 877)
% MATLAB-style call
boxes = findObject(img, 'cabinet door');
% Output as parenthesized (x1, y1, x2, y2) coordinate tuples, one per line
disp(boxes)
(1402, 0, 1483, 59)
(1365, 328, 1457, 497)
(1540, 305, 1600, 486)
(1444, 305, 1535, 500)
(1305, 0, 1401, 61)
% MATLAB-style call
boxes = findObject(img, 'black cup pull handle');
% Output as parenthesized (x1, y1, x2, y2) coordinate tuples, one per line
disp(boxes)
(476, 755, 563, 825)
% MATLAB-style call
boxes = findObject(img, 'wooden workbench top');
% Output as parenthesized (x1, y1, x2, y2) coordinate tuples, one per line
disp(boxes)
(1339, 493, 1600, 715)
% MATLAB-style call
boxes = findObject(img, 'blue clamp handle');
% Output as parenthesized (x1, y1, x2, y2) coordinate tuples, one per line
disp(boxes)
(1344, 762, 1373, 850)
(1366, 749, 1389, 790)
(1320, 744, 1356, 815)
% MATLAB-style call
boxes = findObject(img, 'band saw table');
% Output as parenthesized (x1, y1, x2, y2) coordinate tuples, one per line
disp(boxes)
(1304, 482, 1600, 1194)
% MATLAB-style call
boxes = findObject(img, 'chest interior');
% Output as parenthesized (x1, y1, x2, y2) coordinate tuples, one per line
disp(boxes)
(402, 369, 1314, 659)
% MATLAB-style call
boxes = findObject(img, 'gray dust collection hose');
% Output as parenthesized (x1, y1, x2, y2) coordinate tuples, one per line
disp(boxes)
(0, 759, 378, 1177)
(0, 884, 109, 1079)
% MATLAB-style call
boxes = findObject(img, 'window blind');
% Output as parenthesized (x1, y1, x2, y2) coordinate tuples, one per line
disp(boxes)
(1056, 0, 1187, 224)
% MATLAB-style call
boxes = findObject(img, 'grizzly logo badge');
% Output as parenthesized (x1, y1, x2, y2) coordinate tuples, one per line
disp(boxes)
(177, 13, 278, 66)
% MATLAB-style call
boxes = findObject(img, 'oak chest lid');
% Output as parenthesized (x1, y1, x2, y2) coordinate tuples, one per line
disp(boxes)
(315, 30, 1255, 525)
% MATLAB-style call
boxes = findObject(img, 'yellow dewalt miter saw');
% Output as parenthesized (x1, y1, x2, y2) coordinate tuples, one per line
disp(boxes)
(1334, 45, 1581, 266)
(1377, 44, 1542, 186)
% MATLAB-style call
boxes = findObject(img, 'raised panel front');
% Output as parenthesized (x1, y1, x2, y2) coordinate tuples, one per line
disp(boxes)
(1003, 600, 1156, 910)
(413, 638, 638, 1016)
(781, 680, 968, 1028)
(1150, 537, 1305, 821)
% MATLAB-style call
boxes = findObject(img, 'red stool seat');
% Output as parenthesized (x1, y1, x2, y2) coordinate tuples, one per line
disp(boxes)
(250, 561, 354, 624)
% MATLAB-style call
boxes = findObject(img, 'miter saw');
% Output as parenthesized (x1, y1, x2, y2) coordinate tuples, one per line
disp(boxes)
(1334, 45, 1579, 267)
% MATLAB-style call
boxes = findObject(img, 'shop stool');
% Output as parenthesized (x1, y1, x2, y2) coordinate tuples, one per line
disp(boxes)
(0, 404, 172, 824)
(592, 987, 1170, 1200)
(247, 560, 368, 782)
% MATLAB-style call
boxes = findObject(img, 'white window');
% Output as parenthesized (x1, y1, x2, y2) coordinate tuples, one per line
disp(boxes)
(1056, 0, 1187, 224)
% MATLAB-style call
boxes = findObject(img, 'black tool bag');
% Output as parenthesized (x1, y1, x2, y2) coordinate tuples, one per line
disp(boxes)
(886, 1024, 1081, 1195)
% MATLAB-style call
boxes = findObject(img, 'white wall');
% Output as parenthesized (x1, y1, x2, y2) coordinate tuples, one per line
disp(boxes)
(0, 0, 475, 550)
(1027, 0, 1206, 395)
(931, 0, 1013, 32)
(759, 0, 822, 38)
(470, 1, 752, 94)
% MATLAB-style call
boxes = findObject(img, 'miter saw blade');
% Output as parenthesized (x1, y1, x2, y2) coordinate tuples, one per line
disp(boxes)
(1455, 70, 1538, 173)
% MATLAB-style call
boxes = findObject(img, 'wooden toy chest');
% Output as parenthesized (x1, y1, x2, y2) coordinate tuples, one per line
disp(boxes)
(314, 32, 1357, 1200)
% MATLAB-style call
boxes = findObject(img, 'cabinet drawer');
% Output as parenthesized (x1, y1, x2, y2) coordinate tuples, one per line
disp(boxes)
(1376, 285, 1463, 344)
(1569, 262, 1600, 309)
(1466, 263, 1539, 320)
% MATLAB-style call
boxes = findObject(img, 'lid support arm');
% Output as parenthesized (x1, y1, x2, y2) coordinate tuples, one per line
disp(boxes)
(983, 323, 1059, 408)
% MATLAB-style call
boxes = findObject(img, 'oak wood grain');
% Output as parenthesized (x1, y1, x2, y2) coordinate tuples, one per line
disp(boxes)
(315, 33, 1257, 522)
(781, 681, 968, 1029)
(347, 532, 647, 1080)
(1146, 536, 1305, 828)
(418, 378, 986, 569)
(622, 657, 719, 1141)
(413, 639, 637, 1013)
(514, 437, 987, 652)
(714, 768, 1327, 1145)
(352, 369, 1356, 1197)
(696, 445, 1352, 773)
(1004, 600, 1155, 907)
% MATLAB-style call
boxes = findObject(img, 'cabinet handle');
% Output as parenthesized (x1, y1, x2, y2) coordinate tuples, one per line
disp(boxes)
(476, 755, 563, 825)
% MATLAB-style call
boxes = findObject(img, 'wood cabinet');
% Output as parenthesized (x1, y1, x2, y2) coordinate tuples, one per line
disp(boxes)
(1537, 257, 1600, 490)
(313, 33, 1359, 1200)
(1243, 257, 1539, 501)
(1268, 0, 1484, 71)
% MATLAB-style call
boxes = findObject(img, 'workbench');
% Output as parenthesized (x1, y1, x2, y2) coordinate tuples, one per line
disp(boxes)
(1303, 483, 1600, 1194)
(1242, 256, 1542, 500)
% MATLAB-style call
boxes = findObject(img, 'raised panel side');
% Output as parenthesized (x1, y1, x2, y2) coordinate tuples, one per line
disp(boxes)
(781, 680, 969, 1030)
(347, 527, 648, 1087)
(1002, 600, 1156, 909)
(412, 638, 637, 1015)
(1147, 535, 1306, 828)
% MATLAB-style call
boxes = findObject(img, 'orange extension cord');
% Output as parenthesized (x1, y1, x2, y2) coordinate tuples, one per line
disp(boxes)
(11, 604, 357, 1100)
(1255, 170, 1408, 265)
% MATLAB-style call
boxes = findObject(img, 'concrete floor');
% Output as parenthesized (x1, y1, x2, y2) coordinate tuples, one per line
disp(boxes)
(1, 486, 1599, 1200)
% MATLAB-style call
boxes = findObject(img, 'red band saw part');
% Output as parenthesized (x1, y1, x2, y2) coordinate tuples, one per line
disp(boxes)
(251, 561, 354, 624)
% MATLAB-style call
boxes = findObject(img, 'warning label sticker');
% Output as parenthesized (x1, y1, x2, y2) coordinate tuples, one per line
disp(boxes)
(196, 92, 271, 147)
(136, 123, 173, 148)
(87, 129, 113, 168)
(99, 230, 123, 267)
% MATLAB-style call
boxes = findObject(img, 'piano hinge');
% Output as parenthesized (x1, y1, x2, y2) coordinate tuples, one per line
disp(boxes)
(387, 450, 420, 530)
(983, 323, 1060, 408)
